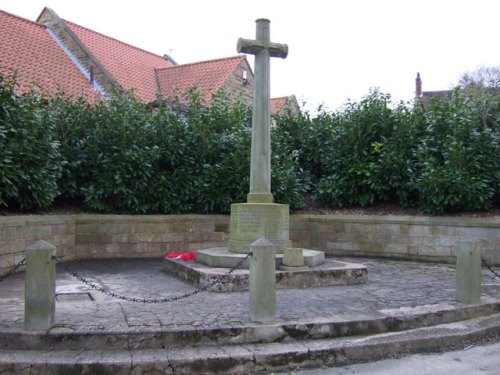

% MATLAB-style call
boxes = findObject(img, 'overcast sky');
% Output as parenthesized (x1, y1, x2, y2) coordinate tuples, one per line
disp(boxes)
(2, 0, 500, 111)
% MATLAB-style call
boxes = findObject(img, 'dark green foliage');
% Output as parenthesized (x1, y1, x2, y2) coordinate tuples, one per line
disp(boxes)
(77, 90, 255, 214)
(180, 91, 252, 213)
(273, 107, 336, 187)
(1, 73, 498, 215)
(81, 91, 164, 213)
(410, 90, 500, 213)
(311, 90, 416, 208)
(0, 74, 62, 210)
(271, 132, 308, 210)
(50, 94, 97, 200)
(276, 89, 499, 214)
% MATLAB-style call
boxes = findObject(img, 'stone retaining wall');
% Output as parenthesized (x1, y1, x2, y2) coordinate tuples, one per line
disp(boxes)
(291, 215, 500, 265)
(0, 216, 76, 272)
(0, 215, 229, 272)
(75, 215, 229, 258)
(1, 214, 499, 271)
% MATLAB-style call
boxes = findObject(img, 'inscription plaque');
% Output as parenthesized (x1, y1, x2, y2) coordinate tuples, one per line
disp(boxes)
(228, 203, 291, 254)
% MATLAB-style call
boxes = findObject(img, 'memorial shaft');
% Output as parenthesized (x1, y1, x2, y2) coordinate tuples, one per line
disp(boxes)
(237, 19, 288, 204)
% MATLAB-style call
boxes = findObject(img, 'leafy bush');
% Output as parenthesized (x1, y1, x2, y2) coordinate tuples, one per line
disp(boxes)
(314, 90, 414, 208)
(271, 130, 308, 210)
(182, 91, 252, 213)
(284, 88, 499, 214)
(50, 94, 96, 200)
(274, 106, 336, 186)
(0, 74, 62, 210)
(78, 91, 162, 213)
(411, 89, 499, 213)
(54, 89, 257, 214)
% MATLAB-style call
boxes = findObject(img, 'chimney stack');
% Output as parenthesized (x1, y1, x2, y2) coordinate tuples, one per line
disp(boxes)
(415, 72, 422, 97)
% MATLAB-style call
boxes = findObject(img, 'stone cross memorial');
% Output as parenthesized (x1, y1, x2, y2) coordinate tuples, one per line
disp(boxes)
(196, 19, 325, 271)
(228, 19, 291, 254)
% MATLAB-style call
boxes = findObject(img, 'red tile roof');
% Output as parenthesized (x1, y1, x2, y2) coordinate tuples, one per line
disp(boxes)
(0, 10, 99, 100)
(65, 20, 173, 102)
(270, 96, 288, 115)
(156, 56, 245, 103)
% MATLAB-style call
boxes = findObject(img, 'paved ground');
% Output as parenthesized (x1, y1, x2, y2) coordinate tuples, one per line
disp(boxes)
(0, 256, 499, 374)
(282, 340, 500, 375)
(0, 257, 499, 332)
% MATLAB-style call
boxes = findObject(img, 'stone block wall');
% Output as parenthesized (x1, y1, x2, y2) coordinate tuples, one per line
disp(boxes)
(0, 215, 229, 272)
(291, 215, 500, 264)
(1, 214, 499, 273)
(74, 215, 229, 259)
(0, 215, 75, 272)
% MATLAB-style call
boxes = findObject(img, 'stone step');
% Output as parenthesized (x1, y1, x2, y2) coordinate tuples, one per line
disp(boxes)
(1, 313, 499, 375)
(1, 301, 498, 351)
(164, 254, 367, 292)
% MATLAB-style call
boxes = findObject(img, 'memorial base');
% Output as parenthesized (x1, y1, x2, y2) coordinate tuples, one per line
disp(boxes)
(164, 254, 368, 292)
(228, 203, 291, 254)
(196, 247, 325, 269)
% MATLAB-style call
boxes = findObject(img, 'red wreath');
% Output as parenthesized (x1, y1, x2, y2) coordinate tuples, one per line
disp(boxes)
(164, 251, 197, 261)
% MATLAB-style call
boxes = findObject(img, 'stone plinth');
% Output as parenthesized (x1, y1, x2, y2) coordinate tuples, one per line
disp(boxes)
(196, 247, 325, 269)
(280, 248, 308, 271)
(228, 203, 291, 254)
(164, 256, 368, 292)
(282, 248, 304, 267)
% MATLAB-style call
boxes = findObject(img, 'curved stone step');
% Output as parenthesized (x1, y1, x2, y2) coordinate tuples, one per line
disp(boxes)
(0, 313, 499, 374)
(1, 301, 498, 351)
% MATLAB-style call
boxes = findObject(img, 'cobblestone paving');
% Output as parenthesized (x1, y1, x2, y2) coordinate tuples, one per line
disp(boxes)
(0, 257, 499, 333)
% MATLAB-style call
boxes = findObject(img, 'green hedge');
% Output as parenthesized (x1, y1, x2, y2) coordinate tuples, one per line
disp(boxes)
(0, 74, 62, 210)
(1, 74, 498, 214)
(275, 89, 499, 214)
(410, 89, 500, 213)
(0, 75, 307, 213)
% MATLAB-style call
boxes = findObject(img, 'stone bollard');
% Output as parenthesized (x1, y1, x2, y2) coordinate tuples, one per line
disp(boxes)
(456, 242, 481, 304)
(249, 237, 276, 323)
(24, 240, 56, 331)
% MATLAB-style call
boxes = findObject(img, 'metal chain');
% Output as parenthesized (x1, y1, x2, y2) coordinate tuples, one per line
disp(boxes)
(61, 253, 251, 303)
(0, 258, 26, 282)
(482, 257, 500, 280)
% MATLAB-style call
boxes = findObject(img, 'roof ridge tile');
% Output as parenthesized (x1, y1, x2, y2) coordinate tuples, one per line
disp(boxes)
(1, 9, 45, 28)
(64, 19, 169, 62)
(157, 55, 244, 71)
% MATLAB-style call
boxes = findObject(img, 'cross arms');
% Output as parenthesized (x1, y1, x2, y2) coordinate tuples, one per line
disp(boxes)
(237, 38, 288, 58)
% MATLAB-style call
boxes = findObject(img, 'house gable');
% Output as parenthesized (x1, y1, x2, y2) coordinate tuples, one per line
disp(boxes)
(220, 56, 254, 105)
(37, 7, 172, 102)
(271, 95, 300, 117)
(37, 7, 116, 96)
(0, 10, 99, 100)
(155, 56, 254, 105)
